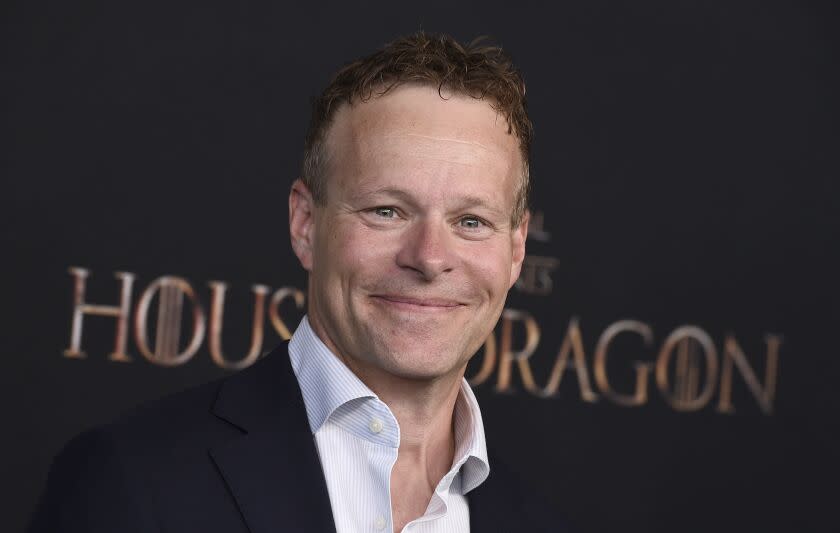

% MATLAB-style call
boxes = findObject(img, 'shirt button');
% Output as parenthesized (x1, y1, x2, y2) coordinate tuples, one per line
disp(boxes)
(369, 418, 384, 434)
(374, 515, 386, 531)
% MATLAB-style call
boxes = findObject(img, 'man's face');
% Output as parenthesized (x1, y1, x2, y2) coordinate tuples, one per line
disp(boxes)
(290, 85, 528, 384)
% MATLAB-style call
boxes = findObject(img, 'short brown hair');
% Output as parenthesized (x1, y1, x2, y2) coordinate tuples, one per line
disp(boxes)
(301, 31, 532, 226)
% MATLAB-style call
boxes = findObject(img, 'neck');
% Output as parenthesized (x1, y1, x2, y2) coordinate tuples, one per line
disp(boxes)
(352, 361, 464, 509)
(344, 350, 465, 469)
(377, 369, 462, 456)
(307, 312, 464, 481)
(306, 312, 470, 530)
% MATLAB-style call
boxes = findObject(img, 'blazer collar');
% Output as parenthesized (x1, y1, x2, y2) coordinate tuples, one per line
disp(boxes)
(209, 341, 337, 533)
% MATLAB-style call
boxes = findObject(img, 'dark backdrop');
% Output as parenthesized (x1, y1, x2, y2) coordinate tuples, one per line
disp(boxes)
(2, 1, 838, 532)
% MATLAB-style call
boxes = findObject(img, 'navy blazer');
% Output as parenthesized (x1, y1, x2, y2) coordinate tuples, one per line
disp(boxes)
(29, 342, 561, 532)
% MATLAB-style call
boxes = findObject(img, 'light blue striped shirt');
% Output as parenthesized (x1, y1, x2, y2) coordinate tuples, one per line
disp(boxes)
(288, 316, 490, 533)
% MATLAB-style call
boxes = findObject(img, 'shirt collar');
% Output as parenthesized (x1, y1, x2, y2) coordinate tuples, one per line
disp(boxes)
(288, 315, 490, 493)
(288, 315, 376, 435)
(452, 378, 490, 494)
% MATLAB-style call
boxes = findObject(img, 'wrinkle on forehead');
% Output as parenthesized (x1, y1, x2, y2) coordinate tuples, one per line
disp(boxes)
(368, 131, 512, 170)
(387, 132, 496, 152)
(325, 85, 522, 195)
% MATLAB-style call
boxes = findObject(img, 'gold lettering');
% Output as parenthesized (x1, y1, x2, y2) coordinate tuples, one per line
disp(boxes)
(208, 282, 269, 370)
(717, 334, 781, 415)
(540, 317, 598, 401)
(543, 317, 598, 403)
(527, 211, 552, 242)
(514, 255, 560, 295)
(656, 326, 718, 411)
(134, 276, 205, 366)
(494, 309, 541, 393)
(268, 287, 305, 340)
(64, 267, 135, 362)
(593, 320, 654, 406)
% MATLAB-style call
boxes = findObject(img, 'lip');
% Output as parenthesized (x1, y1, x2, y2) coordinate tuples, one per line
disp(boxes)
(370, 294, 465, 311)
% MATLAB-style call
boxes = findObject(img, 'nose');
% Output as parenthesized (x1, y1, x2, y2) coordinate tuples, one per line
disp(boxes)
(395, 218, 455, 281)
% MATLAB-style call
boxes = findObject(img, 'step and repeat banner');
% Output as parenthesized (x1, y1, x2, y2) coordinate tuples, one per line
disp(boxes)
(3, 1, 837, 532)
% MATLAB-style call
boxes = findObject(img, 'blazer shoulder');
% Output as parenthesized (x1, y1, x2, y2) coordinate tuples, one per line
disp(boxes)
(39, 342, 294, 488)
(93, 341, 295, 452)
(29, 343, 298, 532)
(29, 420, 163, 532)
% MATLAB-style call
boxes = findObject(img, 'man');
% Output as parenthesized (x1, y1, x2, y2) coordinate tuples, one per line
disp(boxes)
(29, 32, 559, 532)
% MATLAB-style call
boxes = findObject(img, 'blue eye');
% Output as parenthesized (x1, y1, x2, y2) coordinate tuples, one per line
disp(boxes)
(459, 217, 483, 229)
(374, 207, 396, 218)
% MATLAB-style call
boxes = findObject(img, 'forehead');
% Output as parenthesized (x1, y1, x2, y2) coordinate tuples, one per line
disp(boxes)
(324, 85, 521, 196)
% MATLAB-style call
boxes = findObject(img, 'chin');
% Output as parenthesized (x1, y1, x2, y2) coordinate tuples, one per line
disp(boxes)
(384, 361, 459, 381)
(356, 314, 479, 379)
(376, 340, 467, 381)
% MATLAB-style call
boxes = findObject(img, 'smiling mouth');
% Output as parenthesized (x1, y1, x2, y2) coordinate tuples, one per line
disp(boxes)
(370, 295, 465, 311)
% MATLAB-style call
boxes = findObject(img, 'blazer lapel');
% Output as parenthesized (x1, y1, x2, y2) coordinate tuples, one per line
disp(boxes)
(209, 342, 336, 533)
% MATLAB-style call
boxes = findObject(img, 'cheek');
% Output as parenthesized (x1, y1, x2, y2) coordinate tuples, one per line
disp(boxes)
(318, 220, 396, 281)
(462, 242, 513, 296)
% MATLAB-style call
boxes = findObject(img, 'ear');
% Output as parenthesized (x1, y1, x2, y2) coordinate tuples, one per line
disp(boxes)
(508, 209, 530, 289)
(289, 178, 316, 271)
